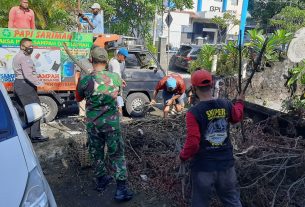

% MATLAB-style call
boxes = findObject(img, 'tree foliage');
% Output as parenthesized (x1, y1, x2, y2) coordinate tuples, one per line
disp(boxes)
(212, 12, 239, 43)
(245, 29, 293, 62)
(0, 0, 76, 30)
(189, 29, 292, 76)
(248, 0, 305, 28)
(189, 45, 217, 73)
(0, 0, 193, 41)
(270, 6, 305, 33)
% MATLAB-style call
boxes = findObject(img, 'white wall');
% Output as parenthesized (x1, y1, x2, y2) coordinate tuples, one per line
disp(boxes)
(156, 0, 245, 47)
(162, 12, 190, 48)
(197, 0, 223, 18)
(226, 0, 244, 36)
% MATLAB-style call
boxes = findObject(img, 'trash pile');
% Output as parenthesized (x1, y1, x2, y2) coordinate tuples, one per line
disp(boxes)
(121, 114, 189, 206)
(232, 117, 305, 207)
(68, 112, 305, 207)
(120, 114, 305, 207)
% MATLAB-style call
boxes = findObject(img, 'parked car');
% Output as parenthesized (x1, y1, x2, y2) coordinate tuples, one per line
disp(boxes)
(170, 45, 201, 71)
(122, 46, 165, 117)
(0, 82, 57, 207)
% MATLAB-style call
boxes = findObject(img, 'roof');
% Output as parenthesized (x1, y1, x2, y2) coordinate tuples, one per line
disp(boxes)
(172, 10, 198, 19)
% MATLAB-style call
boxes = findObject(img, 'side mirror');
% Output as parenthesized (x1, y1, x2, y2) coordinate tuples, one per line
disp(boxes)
(23, 103, 44, 129)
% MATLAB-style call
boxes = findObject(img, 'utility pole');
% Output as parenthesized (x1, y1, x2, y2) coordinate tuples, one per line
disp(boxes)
(153, 7, 157, 45)
(77, 0, 82, 32)
(167, 9, 170, 75)
(165, 0, 173, 75)
(239, 0, 249, 45)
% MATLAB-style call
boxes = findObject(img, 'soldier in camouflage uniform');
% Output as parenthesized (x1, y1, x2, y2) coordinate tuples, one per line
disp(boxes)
(75, 46, 133, 202)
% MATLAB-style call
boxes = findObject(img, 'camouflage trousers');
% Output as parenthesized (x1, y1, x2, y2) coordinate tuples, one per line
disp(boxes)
(87, 128, 127, 180)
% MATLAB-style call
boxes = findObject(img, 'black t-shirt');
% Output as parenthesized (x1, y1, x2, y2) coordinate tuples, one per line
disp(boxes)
(189, 99, 234, 172)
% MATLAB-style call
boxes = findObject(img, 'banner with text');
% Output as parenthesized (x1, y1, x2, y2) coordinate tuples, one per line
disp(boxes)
(0, 28, 93, 85)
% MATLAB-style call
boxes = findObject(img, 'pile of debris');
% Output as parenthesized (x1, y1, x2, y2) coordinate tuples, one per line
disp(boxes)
(121, 114, 305, 207)
(232, 117, 305, 207)
(70, 113, 305, 207)
(121, 115, 189, 206)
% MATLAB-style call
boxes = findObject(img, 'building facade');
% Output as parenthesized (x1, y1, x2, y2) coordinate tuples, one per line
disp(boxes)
(158, 0, 247, 48)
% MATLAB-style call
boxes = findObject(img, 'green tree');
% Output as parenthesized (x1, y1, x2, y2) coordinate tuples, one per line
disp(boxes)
(0, 0, 193, 45)
(245, 29, 292, 62)
(270, 6, 305, 33)
(189, 29, 292, 76)
(0, 0, 76, 30)
(189, 45, 217, 73)
(211, 12, 239, 43)
(248, 0, 305, 28)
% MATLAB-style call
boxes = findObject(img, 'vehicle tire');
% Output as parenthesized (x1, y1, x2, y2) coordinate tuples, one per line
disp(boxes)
(126, 92, 150, 117)
(39, 96, 58, 123)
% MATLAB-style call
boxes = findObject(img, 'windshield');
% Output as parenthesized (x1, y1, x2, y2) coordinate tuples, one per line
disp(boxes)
(177, 46, 192, 56)
(125, 52, 158, 69)
(125, 53, 141, 68)
(0, 93, 16, 142)
(190, 48, 201, 55)
(138, 52, 157, 69)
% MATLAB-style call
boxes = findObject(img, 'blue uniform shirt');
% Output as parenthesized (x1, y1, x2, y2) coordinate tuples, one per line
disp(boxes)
(92, 12, 104, 34)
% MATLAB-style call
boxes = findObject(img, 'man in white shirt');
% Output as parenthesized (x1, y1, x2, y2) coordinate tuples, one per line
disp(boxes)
(108, 48, 129, 115)
(81, 3, 104, 34)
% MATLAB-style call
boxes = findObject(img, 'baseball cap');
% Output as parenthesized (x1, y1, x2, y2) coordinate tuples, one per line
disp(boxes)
(166, 77, 177, 89)
(90, 3, 101, 9)
(118, 48, 129, 57)
(191, 70, 212, 86)
(90, 46, 108, 63)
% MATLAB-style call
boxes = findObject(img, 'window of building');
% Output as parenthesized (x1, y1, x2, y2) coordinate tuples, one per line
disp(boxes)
(231, 0, 238, 5)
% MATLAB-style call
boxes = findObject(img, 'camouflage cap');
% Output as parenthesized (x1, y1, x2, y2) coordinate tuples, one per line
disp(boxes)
(90, 46, 108, 63)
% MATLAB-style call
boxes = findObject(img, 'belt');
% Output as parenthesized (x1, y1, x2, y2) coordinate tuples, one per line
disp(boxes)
(15, 79, 35, 87)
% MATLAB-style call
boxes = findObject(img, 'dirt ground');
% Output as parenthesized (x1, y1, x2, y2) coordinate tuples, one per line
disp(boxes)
(34, 66, 191, 207)
(34, 107, 173, 207)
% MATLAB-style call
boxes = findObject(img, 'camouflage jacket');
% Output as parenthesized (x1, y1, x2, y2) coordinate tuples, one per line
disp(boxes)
(77, 70, 122, 132)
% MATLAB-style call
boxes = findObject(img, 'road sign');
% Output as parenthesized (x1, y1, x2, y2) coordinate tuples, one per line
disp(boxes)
(165, 13, 173, 27)
(163, 0, 176, 9)
(79, 13, 93, 24)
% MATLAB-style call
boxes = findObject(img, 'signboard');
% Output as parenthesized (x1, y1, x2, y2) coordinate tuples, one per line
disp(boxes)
(79, 13, 93, 24)
(165, 13, 173, 27)
(163, 0, 176, 9)
(0, 28, 93, 89)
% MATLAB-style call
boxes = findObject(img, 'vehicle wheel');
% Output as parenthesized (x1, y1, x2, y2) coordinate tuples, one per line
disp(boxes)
(126, 92, 150, 117)
(39, 96, 58, 122)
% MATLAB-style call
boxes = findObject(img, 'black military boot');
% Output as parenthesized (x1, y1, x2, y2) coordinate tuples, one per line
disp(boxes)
(114, 180, 133, 202)
(96, 175, 113, 192)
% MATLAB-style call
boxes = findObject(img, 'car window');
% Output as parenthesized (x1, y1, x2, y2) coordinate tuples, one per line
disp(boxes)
(0, 93, 16, 142)
(125, 53, 141, 68)
(138, 52, 157, 69)
(190, 48, 201, 55)
(181, 49, 192, 57)
(177, 46, 192, 55)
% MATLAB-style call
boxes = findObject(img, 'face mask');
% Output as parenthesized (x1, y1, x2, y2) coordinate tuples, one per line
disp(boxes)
(24, 47, 33, 55)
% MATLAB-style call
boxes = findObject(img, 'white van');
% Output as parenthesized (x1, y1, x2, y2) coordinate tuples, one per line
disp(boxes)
(0, 82, 56, 207)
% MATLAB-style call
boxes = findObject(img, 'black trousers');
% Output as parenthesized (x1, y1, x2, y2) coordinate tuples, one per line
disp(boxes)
(13, 79, 41, 138)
